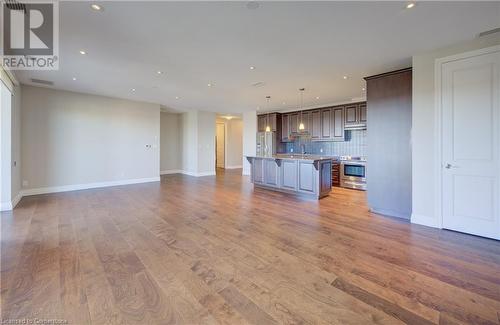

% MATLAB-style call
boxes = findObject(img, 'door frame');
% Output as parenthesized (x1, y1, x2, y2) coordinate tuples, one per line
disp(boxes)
(434, 45, 500, 230)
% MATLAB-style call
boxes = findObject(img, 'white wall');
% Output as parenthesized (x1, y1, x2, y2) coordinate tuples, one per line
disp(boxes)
(11, 85, 21, 204)
(226, 119, 243, 168)
(411, 33, 500, 227)
(0, 82, 12, 210)
(215, 117, 243, 169)
(21, 85, 160, 193)
(160, 112, 182, 173)
(197, 111, 216, 175)
(179, 110, 216, 176)
(242, 111, 257, 175)
(181, 110, 198, 175)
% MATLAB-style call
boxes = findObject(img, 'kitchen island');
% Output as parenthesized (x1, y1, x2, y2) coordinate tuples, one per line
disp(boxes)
(246, 154, 332, 199)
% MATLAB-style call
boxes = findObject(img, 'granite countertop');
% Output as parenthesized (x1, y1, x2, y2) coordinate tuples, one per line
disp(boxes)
(247, 154, 337, 162)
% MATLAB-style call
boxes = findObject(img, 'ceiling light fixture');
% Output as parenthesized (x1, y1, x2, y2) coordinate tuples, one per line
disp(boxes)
(250, 66, 255, 70)
(90, 4, 102, 11)
(157, 71, 162, 75)
(207, 83, 212, 87)
(265, 96, 271, 132)
(175, 96, 179, 99)
(298, 88, 305, 131)
(72, 77, 77, 81)
(131, 88, 136, 92)
(316, 96, 320, 100)
(79, 50, 87, 55)
(343, 76, 348, 80)
(406, 3, 415, 9)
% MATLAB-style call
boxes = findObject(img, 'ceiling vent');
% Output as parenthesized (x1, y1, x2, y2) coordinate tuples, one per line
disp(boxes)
(251, 81, 265, 88)
(477, 28, 500, 38)
(30, 78, 54, 86)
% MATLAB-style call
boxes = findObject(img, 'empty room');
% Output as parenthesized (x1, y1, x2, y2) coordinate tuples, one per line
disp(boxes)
(1, 1, 500, 324)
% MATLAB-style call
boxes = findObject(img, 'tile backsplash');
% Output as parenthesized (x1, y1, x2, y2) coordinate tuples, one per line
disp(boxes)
(283, 129, 366, 157)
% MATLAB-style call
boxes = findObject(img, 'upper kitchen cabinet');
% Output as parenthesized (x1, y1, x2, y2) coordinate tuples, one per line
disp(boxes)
(257, 113, 280, 132)
(257, 114, 267, 132)
(289, 113, 299, 134)
(331, 106, 345, 141)
(281, 113, 290, 142)
(321, 108, 332, 139)
(344, 102, 367, 130)
(300, 111, 311, 134)
(311, 110, 321, 139)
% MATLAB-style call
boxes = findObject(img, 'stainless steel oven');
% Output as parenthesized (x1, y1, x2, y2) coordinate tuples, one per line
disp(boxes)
(340, 158, 366, 190)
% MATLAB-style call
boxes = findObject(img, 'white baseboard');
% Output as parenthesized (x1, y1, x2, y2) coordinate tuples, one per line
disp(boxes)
(411, 213, 441, 228)
(0, 201, 13, 212)
(0, 191, 23, 211)
(21, 176, 161, 197)
(160, 170, 216, 177)
(160, 169, 182, 175)
(225, 165, 243, 169)
(370, 207, 410, 220)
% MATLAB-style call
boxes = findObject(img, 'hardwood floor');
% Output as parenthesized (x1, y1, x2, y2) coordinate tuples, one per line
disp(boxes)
(2, 169, 500, 324)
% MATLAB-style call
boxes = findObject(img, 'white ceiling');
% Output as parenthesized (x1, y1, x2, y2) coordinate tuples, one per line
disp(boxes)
(14, 1, 500, 113)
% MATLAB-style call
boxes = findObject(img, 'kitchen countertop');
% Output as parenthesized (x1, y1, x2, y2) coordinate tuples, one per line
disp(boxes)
(246, 154, 337, 162)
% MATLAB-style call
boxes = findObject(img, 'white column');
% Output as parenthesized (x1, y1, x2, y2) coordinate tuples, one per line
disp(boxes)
(242, 110, 257, 176)
(0, 81, 12, 211)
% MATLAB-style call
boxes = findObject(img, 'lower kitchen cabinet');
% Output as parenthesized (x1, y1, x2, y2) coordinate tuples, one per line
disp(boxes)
(281, 160, 298, 190)
(264, 159, 280, 187)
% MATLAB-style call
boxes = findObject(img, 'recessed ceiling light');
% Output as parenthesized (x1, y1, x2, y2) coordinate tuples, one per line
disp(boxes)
(316, 96, 320, 100)
(79, 50, 87, 55)
(131, 88, 136, 92)
(175, 96, 179, 99)
(72, 77, 77, 81)
(157, 71, 162, 75)
(406, 3, 415, 9)
(250, 66, 255, 70)
(207, 83, 212, 87)
(90, 4, 102, 11)
(343, 76, 348, 80)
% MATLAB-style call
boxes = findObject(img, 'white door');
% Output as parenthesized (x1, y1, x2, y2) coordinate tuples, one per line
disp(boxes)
(216, 123, 225, 168)
(441, 48, 500, 239)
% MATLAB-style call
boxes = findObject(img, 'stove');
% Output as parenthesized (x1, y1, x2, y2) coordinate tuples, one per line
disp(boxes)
(339, 156, 367, 190)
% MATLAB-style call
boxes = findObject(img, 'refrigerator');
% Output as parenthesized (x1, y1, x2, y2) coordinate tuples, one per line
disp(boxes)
(256, 132, 276, 157)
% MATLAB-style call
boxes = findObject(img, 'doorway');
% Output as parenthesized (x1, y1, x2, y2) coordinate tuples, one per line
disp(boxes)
(437, 46, 500, 240)
(216, 122, 225, 169)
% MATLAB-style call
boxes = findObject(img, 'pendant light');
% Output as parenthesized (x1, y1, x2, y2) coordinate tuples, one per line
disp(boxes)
(298, 88, 305, 131)
(265, 96, 271, 132)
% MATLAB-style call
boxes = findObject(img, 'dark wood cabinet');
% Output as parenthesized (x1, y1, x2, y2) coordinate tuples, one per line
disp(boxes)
(257, 114, 267, 132)
(289, 113, 299, 134)
(321, 108, 331, 139)
(258, 113, 280, 132)
(344, 102, 367, 129)
(345, 105, 358, 125)
(281, 113, 290, 142)
(332, 106, 345, 141)
(332, 160, 340, 187)
(311, 110, 321, 139)
(300, 111, 311, 134)
(359, 103, 367, 123)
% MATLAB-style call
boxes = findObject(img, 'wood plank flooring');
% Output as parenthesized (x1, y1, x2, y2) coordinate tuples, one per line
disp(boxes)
(2, 169, 500, 324)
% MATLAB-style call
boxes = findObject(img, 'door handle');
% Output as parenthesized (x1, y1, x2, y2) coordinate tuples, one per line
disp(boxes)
(445, 163, 458, 169)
